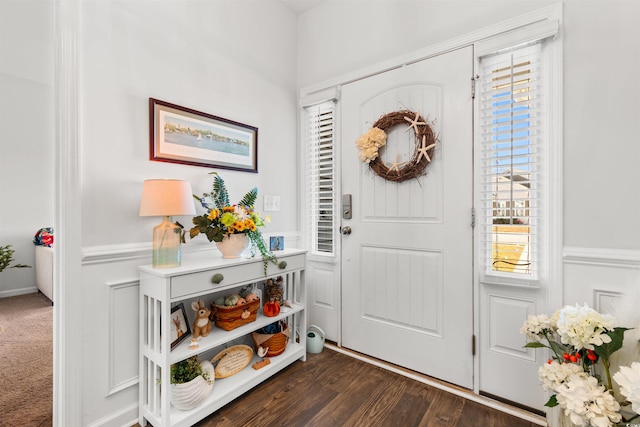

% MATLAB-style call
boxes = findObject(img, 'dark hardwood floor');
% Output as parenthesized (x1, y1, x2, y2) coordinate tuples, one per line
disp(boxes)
(138, 348, 544, 427)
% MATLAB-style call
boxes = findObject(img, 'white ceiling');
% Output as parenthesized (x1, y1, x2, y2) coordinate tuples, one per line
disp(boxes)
(278, 0, 326, 15)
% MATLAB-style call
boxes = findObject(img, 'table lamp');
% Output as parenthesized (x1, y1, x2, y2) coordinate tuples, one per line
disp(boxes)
(139, 179, 196, 268)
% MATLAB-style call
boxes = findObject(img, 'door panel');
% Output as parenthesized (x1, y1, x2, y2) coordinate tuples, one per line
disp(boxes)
(341, 46, 474, 388)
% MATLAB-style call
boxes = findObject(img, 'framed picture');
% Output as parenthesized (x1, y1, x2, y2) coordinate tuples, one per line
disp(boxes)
(170, 303, 191, 350)
(149, 98, 258, 173)
(269, 236, 284, 251)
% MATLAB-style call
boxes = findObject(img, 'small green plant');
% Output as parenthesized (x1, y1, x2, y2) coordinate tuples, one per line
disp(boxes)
(170, 356, 211, 385)
(0, 245, 31, 273)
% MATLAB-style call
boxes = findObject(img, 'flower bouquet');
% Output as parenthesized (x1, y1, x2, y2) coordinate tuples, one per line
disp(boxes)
(189, 172, 277, 272)
(521, 304, 639, 427)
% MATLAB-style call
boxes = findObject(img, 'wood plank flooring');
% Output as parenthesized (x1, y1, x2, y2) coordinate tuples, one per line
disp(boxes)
(137, 348, 544, 427)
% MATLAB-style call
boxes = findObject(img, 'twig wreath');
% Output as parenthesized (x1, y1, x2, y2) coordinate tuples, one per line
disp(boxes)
(355, 110, 437, 183)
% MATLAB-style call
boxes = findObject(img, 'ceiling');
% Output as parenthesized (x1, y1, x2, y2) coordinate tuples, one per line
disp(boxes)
(278, 0, 326, 15)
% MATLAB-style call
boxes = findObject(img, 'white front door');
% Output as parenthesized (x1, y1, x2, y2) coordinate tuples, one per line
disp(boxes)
(340, 46, 474, 388)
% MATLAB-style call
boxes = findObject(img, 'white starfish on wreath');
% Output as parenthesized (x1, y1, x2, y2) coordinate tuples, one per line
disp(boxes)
(404, 112, 426, 133)
(416, 135, 436, 163)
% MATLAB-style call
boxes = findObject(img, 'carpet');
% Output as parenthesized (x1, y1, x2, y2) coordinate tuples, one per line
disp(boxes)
(0, 292, 53, 427)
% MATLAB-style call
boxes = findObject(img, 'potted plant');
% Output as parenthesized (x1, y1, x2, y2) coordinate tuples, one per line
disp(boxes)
(189, 172, 277, 273)
(170, 355, 214, 410)
(0, 244, 30, 272)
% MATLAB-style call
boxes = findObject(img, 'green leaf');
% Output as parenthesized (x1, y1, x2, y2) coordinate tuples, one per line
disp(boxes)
(548, 340, 570, 357)
(524, 342, 547, 349)
(594, 327, 630, 360)
(192, 216, 211, 228)
(205, 228, 224, 243)
(239, 187, 257, 209)
(210, 172, 229, 208)
(544, 395, 558, 407)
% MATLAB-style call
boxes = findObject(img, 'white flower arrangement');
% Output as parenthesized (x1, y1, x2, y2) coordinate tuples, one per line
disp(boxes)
(614, 362, 640, 415)
(522, 303, 639, 426)
(556, 373, 621, 427)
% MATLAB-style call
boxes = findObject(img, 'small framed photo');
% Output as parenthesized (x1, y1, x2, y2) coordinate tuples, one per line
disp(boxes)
(269, 236, 284, 251)
(170, 303, 191, 350)
(149, 98, 258, 173)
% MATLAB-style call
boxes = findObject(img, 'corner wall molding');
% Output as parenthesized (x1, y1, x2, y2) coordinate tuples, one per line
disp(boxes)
(564, 247, 640, 269)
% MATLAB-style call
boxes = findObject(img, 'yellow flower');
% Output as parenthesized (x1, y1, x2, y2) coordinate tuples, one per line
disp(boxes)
(207, 209, 220, 220)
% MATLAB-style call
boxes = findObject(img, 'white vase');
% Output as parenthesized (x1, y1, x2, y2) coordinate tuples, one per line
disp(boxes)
(170, 360, 215, 411)
(546, 406, 573, 427)
(216, 234, 249, 259)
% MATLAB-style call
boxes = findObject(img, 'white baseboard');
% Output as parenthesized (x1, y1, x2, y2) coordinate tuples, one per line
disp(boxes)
(0, 286, 38, 299)
(85, 402, 139, 427)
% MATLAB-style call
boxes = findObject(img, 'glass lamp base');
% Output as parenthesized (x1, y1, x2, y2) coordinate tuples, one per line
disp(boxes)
(152, 216, 182, 268)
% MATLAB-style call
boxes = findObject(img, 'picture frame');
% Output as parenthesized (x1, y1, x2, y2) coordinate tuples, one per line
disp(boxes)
(170, 303, 191, 350)
(269, 236, 284, 251)
(149, 98, 258, 173)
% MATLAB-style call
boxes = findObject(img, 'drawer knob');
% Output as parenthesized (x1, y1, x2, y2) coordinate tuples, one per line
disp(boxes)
(211, 273, 224, 284)
(278, 261, 287, 269)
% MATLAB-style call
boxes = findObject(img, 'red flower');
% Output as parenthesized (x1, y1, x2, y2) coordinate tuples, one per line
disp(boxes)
(41, 233, 54, 246)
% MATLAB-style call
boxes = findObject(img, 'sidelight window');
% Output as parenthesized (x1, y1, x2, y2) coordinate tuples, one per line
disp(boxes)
(304, 101, 336, 256)
(478, 43, 544, 277)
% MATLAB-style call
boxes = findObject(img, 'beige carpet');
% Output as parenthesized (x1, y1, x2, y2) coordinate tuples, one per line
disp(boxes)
(0, 292, 53, 427)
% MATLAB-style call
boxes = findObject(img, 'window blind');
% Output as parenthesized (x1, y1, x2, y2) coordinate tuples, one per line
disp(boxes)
(305, 101, 336, 255)
(478, 43, 543, 277)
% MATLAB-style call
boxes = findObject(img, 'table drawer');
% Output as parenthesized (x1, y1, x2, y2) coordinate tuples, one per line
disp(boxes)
(170, 253, 305, 299)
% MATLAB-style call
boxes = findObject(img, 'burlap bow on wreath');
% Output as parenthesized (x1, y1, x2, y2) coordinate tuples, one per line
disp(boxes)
(355, 110, 437, 183)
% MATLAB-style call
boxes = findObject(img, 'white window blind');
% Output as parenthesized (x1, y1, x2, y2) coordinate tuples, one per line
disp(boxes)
(305, 101, 336, 255)
(478, 43, 543, 277)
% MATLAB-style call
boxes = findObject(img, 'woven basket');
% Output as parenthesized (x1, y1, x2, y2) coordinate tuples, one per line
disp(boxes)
(252, 323, 290, 357)
(210, 298, 260, 331)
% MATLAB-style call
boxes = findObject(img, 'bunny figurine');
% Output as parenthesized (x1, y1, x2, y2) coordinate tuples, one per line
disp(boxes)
(191, 299, 212, 339)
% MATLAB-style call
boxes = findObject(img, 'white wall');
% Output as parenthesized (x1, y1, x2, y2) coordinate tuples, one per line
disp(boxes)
(81, 1, 299, 248)
(74, 1, 300, 425)
(0, 0, 54, 297)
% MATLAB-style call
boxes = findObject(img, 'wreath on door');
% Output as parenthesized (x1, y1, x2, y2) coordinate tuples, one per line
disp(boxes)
(355, 110, 437, 183)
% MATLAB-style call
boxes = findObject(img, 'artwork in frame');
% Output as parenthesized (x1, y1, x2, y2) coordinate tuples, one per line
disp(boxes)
(269, 236, 284, 251)
(149, 98, 258, 173)
(170, 303, 191, 350)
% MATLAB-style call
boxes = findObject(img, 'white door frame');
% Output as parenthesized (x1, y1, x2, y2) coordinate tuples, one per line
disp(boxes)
(54, 0, 83, 425)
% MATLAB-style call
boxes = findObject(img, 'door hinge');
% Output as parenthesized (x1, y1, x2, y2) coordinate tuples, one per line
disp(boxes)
(471, 207, 476, 228)
(472, 334, 476, 356)
(471, 75, 477, 99)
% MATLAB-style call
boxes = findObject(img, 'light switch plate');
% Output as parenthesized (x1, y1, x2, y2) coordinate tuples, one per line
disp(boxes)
(263, 195, 281, 211)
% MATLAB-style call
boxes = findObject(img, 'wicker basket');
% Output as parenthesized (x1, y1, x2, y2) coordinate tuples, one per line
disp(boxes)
(251, 322, 290, 357)
(210, 298, 260, 331)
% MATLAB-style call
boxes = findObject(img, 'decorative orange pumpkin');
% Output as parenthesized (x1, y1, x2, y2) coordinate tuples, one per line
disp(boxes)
(263, 301, 280, 317)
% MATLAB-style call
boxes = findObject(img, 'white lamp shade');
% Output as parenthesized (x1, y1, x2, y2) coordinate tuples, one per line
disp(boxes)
(139, 179, 196, 217)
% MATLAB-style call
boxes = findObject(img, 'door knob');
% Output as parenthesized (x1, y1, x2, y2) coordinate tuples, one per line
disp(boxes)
(340, 226, 352, 235)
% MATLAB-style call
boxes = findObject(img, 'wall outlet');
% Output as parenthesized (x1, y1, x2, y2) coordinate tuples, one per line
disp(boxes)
(263, 195, 280, 212)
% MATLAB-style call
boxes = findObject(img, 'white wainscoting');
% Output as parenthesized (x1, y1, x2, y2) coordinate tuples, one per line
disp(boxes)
(106, 278, 140, 397)
(79, 234, 300, 427)
(563, 247, 640, 313)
